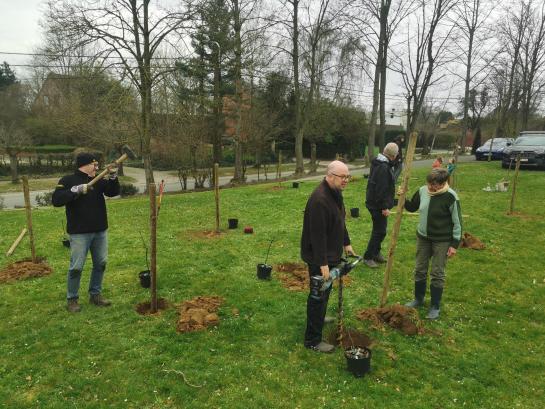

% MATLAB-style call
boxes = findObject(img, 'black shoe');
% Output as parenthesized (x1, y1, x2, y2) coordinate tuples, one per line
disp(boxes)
(306, 341, 335, 353)
(67, 299, 81, 313)
(89, 294, 112, 307)
(373, 253, 387, 263)
(364, 259, 379, 268)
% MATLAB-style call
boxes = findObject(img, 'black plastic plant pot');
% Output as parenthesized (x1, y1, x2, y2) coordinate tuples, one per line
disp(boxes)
(350, 207, 359, 218)
(228, 218, 239, 229)
(139, 270, 151, 288)
(364, 174, 369, 179)
(345, 347, 371, 378)
(62, 239, 71, 248)
(292, 182, 300, 188)
(256, 263, 272, 280)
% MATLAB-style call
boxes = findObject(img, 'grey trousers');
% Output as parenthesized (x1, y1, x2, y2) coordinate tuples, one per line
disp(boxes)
(413, 235, 450, 288)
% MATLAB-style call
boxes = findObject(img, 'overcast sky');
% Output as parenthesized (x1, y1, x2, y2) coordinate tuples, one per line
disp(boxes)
(0, 0, 45, 72)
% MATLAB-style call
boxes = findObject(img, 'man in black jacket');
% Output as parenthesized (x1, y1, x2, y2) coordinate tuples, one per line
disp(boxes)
(301, 160, 356, 353)
(363, 142, 399, 268)
(52, 152, 120, 312)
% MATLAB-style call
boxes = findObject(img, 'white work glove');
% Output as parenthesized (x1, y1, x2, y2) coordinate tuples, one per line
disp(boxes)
(70, 184, 88, 195)
(108, 166, 118, 180)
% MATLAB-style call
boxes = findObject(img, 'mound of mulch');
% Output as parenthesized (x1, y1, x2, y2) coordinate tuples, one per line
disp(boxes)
(0, 258, 52, 284)
(275, 262, 352, 291)
(356, 305, 425, 336)
(460, 232, 485, 250)
(177, 296, 224, 333)
(135, 298, 169, 315)
(327, 327, 373, 349)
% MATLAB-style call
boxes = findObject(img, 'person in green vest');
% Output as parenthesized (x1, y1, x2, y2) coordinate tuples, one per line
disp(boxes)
(404, 168, 462, 320)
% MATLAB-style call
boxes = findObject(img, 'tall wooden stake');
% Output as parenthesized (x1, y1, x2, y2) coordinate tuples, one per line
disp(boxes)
(22, 176, 37, 263)
(149, 182, 158, 313)
(380, 132, 418, 307)
(509, 154, 521, 215)
(214, 163, 220, 233)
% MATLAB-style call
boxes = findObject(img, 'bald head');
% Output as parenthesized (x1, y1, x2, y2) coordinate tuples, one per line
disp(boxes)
(383, 142, 399, 160)
(326, 160, 350, 190)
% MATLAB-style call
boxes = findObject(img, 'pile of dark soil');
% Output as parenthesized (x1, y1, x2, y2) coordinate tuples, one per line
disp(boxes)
(177, 296, 224, 333)
(0, 258, 52, 284)
(135, 298, 169, 315)
(327, 327, 373, 349)
(276, 262, 308, 291)
(356, 305, 425, 335)
(460, 232, 486, 250)
(276, 262, 352, 291)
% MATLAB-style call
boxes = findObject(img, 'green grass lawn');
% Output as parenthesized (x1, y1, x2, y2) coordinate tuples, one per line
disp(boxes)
(0, 162, 544, 408)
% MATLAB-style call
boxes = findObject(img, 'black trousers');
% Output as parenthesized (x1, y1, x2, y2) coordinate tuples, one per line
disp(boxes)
(304, 264, 333, 347)
(364, 208, 388, 260)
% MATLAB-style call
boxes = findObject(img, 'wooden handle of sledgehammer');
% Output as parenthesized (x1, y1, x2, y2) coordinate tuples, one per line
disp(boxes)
(87, 153, 128, 188)
(6, 228, 27, 256)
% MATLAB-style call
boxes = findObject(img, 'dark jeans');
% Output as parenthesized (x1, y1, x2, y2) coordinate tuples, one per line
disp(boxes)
(304, 264, 333, 347)
(364, 208, 388, 260)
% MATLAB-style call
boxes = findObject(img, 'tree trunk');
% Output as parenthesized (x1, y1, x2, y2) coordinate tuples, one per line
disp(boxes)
(292, 0, 304, 176)
(310, 142, 317, 173)
(8, 152, 19, 184)
(232, 0, 245, 183)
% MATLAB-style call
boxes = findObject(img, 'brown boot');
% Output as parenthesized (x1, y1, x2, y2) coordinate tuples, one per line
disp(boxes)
(67, 299, 81, 313)
(89, 294, 112, 307)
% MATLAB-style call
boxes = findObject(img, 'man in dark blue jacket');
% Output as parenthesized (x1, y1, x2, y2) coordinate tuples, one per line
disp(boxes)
(363, 143, 399, 268)
(52, 152, 120, 312)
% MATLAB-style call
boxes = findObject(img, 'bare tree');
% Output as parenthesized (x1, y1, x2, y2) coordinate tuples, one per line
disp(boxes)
(47, 0, 194, 186)
(518, 0, 545, 130)
(392, 0, 457, 135)
(452, 0, 493, 150)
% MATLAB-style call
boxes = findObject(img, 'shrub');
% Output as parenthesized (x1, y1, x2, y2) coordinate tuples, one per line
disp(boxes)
(119, 182, 138, 197)
(35, 191, 54, 207)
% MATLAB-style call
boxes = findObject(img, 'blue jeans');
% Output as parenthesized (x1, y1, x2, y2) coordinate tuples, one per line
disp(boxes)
(67, 230, 108, 300)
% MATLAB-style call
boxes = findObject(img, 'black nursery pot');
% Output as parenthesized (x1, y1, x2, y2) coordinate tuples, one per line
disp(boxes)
(139, 270, 151, 288)
(292, 182, 300, 188)
(256, 263, 272, 280)
(228, 218, 239, 229)
(345, 347, 372, 378)
(62, 239, 70, 248)
(350, 207, 359, 218)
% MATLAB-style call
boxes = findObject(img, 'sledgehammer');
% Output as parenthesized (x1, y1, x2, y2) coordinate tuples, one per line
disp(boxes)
(87, 145, 136, 188)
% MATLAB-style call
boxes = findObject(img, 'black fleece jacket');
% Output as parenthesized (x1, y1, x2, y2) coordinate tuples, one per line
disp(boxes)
(365, 154, 396, 210)
(52, 170, 120, 234)
(301, 179, 350, 266)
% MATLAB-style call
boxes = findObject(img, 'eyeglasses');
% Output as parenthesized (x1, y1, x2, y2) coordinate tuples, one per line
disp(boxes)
(330, 172, 351, 181)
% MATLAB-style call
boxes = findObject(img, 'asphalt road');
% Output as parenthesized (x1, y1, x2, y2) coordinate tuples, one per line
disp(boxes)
(0, 155, 477, 209)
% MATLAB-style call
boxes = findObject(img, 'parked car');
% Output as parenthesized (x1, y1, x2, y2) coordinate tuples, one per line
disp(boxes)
(501, 132, 545, 169)
(475, 138, 514, 160)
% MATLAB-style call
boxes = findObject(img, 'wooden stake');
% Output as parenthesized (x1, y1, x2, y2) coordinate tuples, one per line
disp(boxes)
(380, 131, 418, 307)
(6, 228, 27, 256)
(214, 163, 220, 233)
(149, 182, 158, 313)
(22, 176, 37, 263)
(509, 154, 521, 215)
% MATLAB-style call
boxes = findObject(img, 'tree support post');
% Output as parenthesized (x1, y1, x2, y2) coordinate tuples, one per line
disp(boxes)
(214, 163, 220, 233)
(22, 176, 37, 263)
(149, 183, 158, 313)
(509, 154, 521, 215)
(380, 132, 418, 307)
